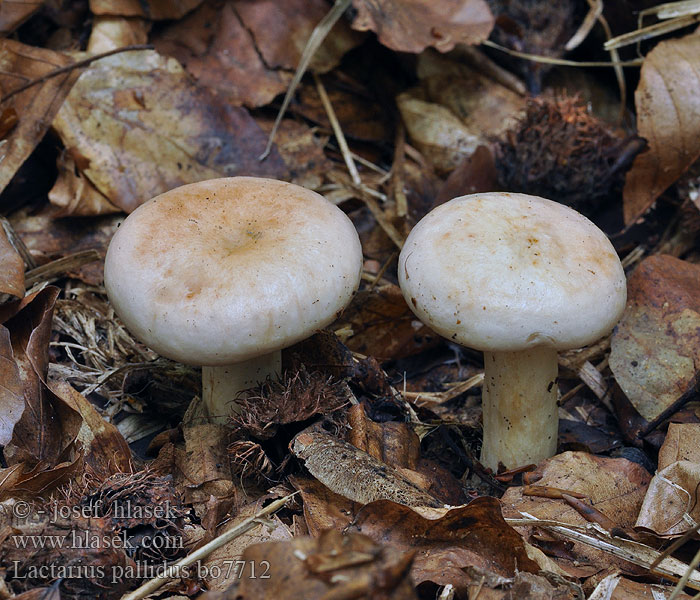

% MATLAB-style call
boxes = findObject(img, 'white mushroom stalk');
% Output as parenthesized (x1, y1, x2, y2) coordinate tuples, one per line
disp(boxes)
(399, 192, 626, 471)
(201, 352, 281, 419)
(481, 347, 558, 470)
(104, 177, 363, 424)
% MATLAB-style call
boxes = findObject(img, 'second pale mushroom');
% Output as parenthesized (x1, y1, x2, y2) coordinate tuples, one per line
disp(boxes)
(104, 177, 363, 422)
(399, 192, 626, 471)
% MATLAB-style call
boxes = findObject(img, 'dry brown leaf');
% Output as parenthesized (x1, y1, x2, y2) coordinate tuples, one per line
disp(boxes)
(227, 529, 417, 600)
(0, 40, 81, 197)
(609, 255, 700, 422)
(623, 32, 700, 225)
(635, 423, 700, 537)
(611, 577, 692, 599)
(350, 0, 494, 53)
(0, 1, 43, 36)
(0, 226, 24, 300)
(417, 49, 525, 140)
(339, 284, 439, 360)
(87, 16, 149, 54)
(292, 431, 443, 507)
(2, 287, 83, 468)
(296, 80, 392, 144)
(49, 381, 132, 478)
(397, 89, 481, 174)
(347, 404, 466, 505)
(502, 451, 651, 575)
(153, 2, 289, 108)
(89, 0, 202, 20)
(290, 475, 358, 535)
(235, 0, 364, 73)
(0, 326, 24, 446)
(10, 207, 120, 285)
(51, 49, 287, 214)
(349, 497, 540, 593)
(49, 154, 120, 217)
(201, 498, 294, 592)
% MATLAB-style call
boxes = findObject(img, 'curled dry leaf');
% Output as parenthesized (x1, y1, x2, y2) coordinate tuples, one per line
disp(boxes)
(623, 32, 700, 225)
(609, 255, 700, 422)
(0, 1, 43, 36)
(502, 451, 651, 576)
(2, 287, 82, 469)
(226, 529, 417, 600)
(0, 40, 81, 197)
(0, 326, 23, 446)
(350, 0, 494, 53)
(292, 431, 443, 508)
(0, 226, 24, 300)
(635, 423, 700, 537)
(51, 50, 287, 214)
(49, 381, 132, 479)
(397, 89, 481, 174)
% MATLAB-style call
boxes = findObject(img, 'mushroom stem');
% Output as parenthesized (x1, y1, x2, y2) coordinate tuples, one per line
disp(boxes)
(480, 346, 559, 471)
(202, 350, 282, 423)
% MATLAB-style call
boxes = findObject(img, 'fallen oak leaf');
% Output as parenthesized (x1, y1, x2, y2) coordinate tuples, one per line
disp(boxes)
(623, 32, 700, 225)
(291, 431, 443, 507)
(350, 0, 494, 53)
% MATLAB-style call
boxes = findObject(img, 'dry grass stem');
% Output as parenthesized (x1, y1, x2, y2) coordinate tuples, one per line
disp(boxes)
(120, 492, 298, 600)
(482, 39, 643, 67)
(260, 0, 352, 160)
(25, 249, 100, 288)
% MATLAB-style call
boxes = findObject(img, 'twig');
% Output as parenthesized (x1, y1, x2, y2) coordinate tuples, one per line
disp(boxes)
(481, 39, 643, 67)
(25, 250, 101, 288)
(670, 545, 700, 600)
(0, 217, 37, 269)
(639, 371, 700, 438)
(367, 251, 396, 292)
(390, 122, 408, 218)
(0, 45, 153, 104)
(120, 492, 297, 600)
(314, 73, 361, 186)
(259, 0, 352, 160)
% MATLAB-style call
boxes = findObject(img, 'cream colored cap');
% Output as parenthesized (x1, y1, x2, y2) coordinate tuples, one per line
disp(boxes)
(104, 177, 363, 365)
(399, 192, 626, 352)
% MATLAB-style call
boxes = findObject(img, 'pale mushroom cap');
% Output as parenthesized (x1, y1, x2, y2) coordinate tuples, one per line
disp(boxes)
(399, 192, 626, 352)
(104, 177, 363, 365)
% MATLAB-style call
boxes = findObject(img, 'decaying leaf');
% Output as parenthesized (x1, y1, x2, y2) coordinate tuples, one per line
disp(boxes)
(635, 423, 700, 537)
(623, 32, 700, 225)
(339, 284, 439, 360)
(0, 326, 23, 446)
(0, 1, 42, 35)
(234, 0, 364, 73)
(0, 40, 81, 197)
(292, 431, 443, 507)
(201, 497, 294, 593)
(0, 226, 24, 300)
(51, 49, 287, 214)
(49, 381, 132, 478)
(349, 497, 540, 593)
(2, 288, 82, 468)
(609, 255, 700, 422)
(227, 529, 417, 600)
(502, 451, 651, 575)
(350, 0, 494, 53)
(397, 89, 481, 174)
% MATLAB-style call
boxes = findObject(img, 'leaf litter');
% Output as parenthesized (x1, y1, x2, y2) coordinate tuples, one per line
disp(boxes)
(1, 2, 700, 599)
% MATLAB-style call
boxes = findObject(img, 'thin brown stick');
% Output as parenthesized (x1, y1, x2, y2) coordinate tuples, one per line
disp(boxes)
(1, 44, 153, 104)
(390, 122, 408, 218)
